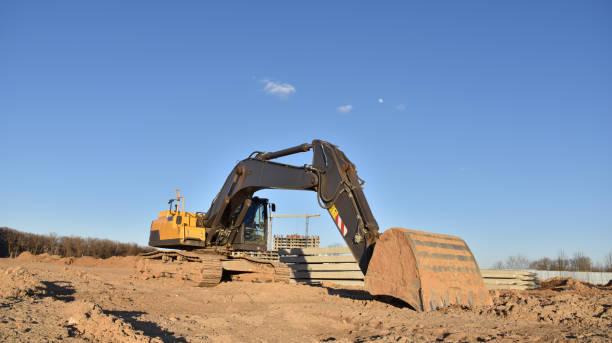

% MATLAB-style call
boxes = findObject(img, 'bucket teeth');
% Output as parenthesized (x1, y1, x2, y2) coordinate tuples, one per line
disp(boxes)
(365, 228, 492, 311)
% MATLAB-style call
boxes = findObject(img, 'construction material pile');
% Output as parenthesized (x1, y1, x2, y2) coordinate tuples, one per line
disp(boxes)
(480, 269, 540, 290)
(279, 247, 364, 286)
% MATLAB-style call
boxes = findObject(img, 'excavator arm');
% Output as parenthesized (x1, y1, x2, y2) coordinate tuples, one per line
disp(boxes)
(202, 140, 379, 273)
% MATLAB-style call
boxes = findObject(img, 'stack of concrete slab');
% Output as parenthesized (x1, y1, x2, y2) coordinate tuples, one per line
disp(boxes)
(277, 247, 542, 290)
(480, 269, 541, 290)
(527, 270, 612, 285)
(278, 247, 365, 286)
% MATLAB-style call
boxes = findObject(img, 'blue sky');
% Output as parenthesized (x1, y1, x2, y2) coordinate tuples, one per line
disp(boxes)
(1, 1, 610, 268)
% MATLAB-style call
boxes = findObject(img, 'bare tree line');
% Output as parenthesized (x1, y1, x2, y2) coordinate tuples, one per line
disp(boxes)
(0, 227, 153, 259)
(492, 250, 612, 272)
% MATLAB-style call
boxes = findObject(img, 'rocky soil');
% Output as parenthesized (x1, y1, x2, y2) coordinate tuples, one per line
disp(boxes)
(1, 252, 610, 342)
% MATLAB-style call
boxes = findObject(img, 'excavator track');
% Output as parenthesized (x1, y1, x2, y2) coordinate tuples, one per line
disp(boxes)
(198, 255, 223, 287)
(138, 251, 223, 286)
(229, 256, 291, 283)
(137, 250, 289, 285)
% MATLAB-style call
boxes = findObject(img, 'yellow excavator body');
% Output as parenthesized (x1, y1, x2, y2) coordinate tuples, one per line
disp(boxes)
(150, 210, 206, 244)
(148, 190, 208, 249)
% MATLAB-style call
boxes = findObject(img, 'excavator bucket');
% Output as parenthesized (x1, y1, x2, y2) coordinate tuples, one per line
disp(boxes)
(364, 228, 492, 311)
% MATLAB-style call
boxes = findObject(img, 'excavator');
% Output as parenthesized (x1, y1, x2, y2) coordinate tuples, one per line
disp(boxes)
(142, 140, 492, 311)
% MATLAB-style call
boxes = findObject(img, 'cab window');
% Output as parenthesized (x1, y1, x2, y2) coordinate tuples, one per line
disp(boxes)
(243, 201, 266, 242)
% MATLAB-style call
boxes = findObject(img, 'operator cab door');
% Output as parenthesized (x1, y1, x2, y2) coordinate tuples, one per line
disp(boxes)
(231, 197, 268, 251)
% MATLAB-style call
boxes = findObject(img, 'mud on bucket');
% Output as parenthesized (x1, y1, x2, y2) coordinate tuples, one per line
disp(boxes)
(364, 228, 492, 311)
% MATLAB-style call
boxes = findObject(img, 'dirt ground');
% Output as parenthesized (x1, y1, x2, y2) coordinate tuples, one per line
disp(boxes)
(0, 253, 610, 342)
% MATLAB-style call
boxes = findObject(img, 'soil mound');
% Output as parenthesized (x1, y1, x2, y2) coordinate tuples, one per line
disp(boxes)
(540, 277, 609, 294)
(0, 266, 44, 299)
(444, 284, 612, 327)
(65, 300, 161, 343)
(35, 253, 63, 263)
(15, 251, 36, 262)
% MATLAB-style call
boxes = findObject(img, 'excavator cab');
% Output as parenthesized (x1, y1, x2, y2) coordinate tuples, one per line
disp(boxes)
(229, 196, 269, 251)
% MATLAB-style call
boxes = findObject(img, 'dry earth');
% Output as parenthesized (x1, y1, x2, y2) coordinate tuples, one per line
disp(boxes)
(0, 252, 610, 342)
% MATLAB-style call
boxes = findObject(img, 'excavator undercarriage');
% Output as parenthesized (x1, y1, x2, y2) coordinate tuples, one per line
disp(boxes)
(137, 249, 290, 285)
(145, 140, 492, 311)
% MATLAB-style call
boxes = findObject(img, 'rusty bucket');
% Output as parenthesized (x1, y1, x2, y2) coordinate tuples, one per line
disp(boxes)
(364, 228, 492, 311)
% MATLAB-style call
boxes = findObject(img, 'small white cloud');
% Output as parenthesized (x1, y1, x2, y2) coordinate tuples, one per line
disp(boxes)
(378, 98, 384, 103)
(396, 104, 406, 111)
(262, 79, 296, 97)
(337, 105, 353, 113)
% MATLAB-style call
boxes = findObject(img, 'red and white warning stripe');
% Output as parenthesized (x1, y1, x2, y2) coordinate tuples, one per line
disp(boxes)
(335, 214, 348, 237)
